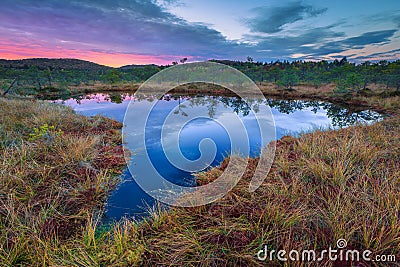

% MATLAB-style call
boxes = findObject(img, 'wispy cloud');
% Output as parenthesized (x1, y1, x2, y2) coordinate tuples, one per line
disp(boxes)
(247, 1, 327, 34)
(341, 30, 397, 48)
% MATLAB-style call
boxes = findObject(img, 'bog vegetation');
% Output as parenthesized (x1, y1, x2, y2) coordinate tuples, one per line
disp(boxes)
(0, 58, 399, 266)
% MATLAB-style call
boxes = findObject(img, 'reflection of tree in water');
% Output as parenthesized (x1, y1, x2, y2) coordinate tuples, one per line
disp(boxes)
(173, 96, 188, 117)
(321, 103, 383, 127)
(266, 99, 321, 114)
(219, 97, 251, 116)
(109, 93, 123, 104)
(183, 96, 383, 127)
(266, 99, 383, 127)
(187, 96, 254, 117)
(69, 93, 383, 127)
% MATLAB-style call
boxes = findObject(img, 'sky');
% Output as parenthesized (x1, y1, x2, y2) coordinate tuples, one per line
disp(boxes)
(0, 0, 399, 67)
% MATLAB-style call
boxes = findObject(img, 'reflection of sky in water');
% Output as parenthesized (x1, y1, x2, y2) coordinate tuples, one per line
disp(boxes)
(273, 108, 332, 137)
(55, 93, 384, 222)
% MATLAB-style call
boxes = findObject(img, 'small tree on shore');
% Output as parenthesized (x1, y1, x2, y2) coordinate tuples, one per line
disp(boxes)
(277, 70, 299, 90)
(104, 69, 122, 84)
(345, 73, 363, 93)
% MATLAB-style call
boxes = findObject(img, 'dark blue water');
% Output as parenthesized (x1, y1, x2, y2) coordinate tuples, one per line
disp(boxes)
(55, 93, 383, 221)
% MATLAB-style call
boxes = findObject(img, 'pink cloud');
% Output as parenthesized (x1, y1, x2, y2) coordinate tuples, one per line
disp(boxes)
(0, 39, 191, 67)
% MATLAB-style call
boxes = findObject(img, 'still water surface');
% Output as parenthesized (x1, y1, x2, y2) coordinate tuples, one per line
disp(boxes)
(54, 93, 383, 221)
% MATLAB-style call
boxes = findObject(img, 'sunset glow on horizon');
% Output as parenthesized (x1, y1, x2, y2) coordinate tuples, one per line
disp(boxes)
(0, 40, 180, 67)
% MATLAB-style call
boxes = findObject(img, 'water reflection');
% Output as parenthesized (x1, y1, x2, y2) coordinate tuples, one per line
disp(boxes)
(54, 93, 384, 221)
(56, 93, 384, 128)
(265, 99, 384, 128)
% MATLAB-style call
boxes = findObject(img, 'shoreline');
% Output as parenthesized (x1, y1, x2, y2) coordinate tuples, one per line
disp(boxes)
(31, 81, 399, 116)
(0, 88, 398, 266)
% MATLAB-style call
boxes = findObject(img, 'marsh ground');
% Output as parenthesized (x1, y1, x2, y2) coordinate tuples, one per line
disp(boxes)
(0, 85, 399, 266)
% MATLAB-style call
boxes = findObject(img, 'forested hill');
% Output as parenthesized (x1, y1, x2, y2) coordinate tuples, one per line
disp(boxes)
(0, 57, 399, 96)
(119, 64, 158, 70)
(0, 58, 162, 88)
(0, 58, 161, 71)
(0, 58, 111, 71)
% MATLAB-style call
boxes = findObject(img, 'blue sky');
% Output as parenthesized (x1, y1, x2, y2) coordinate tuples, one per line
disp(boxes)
(0, 0, 399, 66)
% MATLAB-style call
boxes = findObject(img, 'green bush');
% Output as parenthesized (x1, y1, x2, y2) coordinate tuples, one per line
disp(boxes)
(28, 123, 63, 141)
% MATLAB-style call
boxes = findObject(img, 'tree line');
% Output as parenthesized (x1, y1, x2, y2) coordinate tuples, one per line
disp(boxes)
(213, 57, 400, 92)
(0, 57, 399, 95)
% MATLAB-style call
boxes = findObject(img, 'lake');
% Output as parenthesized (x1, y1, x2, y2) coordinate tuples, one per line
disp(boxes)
(53, 93, 383, 222)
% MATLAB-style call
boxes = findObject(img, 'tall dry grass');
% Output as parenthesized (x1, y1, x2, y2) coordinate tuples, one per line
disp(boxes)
(128, 117, 399, 266)
(0, 91, 399, 266)
(0, 98, 125, 266)
(47, 97, 399, 267)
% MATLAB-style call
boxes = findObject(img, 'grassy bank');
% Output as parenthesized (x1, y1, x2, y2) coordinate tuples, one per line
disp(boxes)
(0, 88, 399, 266)
(0, 98, 126, 265)
(135, 116, 399, 266)
(96, 93, 399, 267)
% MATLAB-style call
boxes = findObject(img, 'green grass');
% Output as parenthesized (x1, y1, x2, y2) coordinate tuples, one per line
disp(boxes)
(0, 90, 399, 266)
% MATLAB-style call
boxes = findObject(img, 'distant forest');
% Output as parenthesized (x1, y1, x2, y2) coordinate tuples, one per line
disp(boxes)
(0, 57, 399, 96)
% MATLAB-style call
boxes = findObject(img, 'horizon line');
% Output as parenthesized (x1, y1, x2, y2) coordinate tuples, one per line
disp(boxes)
(0, 56, 398, 68)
